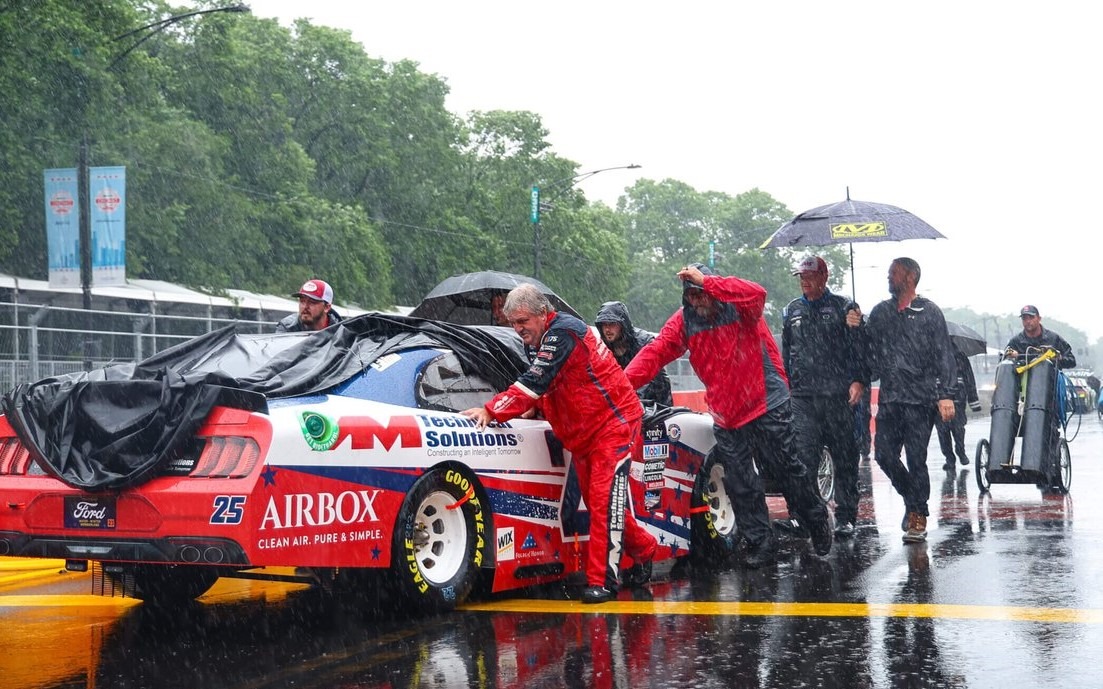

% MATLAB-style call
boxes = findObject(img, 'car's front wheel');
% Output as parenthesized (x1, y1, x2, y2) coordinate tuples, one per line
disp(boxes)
(391, 467, 486, 610)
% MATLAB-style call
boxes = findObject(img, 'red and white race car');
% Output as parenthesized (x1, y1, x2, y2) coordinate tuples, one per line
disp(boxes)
(0, 314, 737, 609)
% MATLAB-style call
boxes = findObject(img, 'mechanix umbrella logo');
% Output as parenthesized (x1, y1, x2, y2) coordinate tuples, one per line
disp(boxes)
(830, 222, 888, 239)
(300, 411, 339, 451)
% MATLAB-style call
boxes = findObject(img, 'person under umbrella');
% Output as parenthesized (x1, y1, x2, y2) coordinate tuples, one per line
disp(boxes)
(780, 256, 869, 538)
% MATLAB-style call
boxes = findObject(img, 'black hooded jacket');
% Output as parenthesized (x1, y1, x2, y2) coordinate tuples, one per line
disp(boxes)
(594, 301, 673, 407)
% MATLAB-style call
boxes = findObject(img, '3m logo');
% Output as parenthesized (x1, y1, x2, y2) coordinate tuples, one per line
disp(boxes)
(333, 415, 423, 451)
(830, 222, 887, 239)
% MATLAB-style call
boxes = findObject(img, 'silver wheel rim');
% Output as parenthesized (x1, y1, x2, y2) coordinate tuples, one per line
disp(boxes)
(705, 463, 737, 536)
(410, 490, 469, 586)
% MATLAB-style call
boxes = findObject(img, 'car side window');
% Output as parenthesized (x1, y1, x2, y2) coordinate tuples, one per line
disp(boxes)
(416, 352, 497, 412)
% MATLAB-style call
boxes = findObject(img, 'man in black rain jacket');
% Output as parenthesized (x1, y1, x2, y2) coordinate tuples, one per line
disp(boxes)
(594, 301, 674, 407)
(782, 256, 869, 537)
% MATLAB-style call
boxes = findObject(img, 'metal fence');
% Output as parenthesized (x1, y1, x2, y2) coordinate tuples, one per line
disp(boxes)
(0, 298, 704, 394)
(0, 300, 277, 391)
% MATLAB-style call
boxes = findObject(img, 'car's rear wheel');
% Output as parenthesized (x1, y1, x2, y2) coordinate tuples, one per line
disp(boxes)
(691, 452, 737, 565)
(105, 564, 220, 604)
(391, 467, 486, 610)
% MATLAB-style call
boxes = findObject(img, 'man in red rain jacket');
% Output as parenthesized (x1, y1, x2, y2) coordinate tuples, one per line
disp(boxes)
(625, 264, 832, 566)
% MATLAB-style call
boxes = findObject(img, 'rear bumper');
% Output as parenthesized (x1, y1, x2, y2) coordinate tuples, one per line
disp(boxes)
(0, 531, 248, 565)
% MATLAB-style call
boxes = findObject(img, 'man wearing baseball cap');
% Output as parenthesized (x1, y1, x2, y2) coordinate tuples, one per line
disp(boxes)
(1004, 305, 1076, 368)
(276, 279, 343, 332)
(780, 255, 868, 538)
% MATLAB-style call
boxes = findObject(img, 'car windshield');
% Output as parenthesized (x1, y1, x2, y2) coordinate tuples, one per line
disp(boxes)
(331, 346, 499, 412)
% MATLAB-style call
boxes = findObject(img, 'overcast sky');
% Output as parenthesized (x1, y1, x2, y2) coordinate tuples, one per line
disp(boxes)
(248, 1, 1102, 340)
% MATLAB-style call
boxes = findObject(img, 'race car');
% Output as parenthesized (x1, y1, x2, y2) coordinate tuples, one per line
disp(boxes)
(0, 314, 736, 609)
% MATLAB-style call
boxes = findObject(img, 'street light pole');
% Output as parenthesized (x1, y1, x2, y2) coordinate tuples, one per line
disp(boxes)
(78, 4, 250, 370)
(531, 164, 641, 280)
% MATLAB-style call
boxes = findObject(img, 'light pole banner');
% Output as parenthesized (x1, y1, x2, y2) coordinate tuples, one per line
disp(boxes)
(88, 166, 126, 286)
(44, 168, 81, 288)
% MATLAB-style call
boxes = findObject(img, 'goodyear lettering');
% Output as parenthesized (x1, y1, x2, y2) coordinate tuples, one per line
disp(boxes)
(259, 490, 382, 530)
(335, 415, 422, 451)
(474, 509, 485, 566)
(445, 469, 470, 491)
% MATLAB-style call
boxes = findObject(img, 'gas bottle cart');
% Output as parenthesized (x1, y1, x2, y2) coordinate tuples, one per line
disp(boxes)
(975, 348, 1075, 494)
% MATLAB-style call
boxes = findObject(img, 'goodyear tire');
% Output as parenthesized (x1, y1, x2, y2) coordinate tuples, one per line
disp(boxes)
(690, 451, 738, 565)
(392, 467, 486, 610)
(106, 564, 219, 604)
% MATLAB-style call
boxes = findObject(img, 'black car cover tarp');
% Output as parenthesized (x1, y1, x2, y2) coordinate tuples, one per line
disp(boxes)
(1, 313, 527, 491)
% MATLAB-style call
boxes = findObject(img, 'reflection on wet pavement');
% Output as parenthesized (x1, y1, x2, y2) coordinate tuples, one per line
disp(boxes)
(3, 417, 1103, 688)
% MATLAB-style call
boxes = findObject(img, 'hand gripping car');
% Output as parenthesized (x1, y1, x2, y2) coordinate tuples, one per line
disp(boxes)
(0, 314, 736, 609)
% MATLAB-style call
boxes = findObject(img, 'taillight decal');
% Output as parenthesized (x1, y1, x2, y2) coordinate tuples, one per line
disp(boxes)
(0, 438, 31, 475)
(192, 437, 262, 478)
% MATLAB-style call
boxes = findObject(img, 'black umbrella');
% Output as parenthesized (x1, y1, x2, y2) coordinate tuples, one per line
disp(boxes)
(946, 321, 986, 357)
(408, 270, 581, 325)
(760, 190, 945, 296)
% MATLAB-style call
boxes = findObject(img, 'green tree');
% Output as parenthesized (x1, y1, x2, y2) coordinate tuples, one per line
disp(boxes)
(618, 180, 848, 331)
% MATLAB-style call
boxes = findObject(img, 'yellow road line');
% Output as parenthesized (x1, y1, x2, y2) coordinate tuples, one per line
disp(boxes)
(0, 568, 78, 590)
(460, 599, 1103, 624)
(0, 594, 140, 609)
(0, 558, 66, 572)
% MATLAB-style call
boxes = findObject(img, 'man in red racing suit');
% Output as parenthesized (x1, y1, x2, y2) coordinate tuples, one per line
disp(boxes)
(462, 284, 658, 604)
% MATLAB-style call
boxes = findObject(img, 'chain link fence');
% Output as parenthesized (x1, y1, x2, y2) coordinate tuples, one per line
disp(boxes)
(0, 300, 277, 391)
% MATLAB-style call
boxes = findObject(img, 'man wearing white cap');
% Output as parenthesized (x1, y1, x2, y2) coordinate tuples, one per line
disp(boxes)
(276, 279, 343, 332)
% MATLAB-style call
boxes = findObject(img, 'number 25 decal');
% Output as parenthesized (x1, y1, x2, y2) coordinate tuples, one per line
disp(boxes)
(211, 495, 247, 525)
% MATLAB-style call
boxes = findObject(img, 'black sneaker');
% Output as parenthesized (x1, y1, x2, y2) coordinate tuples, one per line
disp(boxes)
(772, 517, 810, 539)
(581, 586, 616, 604)
(808, 515, 833, 556)
(942, 458, 955, 471)
(958, 454, 970, 466)
(622, 557, 653, 588)
(834, 521, 856, 538)
(743, 537, 776, 568)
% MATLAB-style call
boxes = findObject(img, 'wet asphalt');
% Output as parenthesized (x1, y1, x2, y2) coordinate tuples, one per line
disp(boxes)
(2, 413, 1102, 689)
